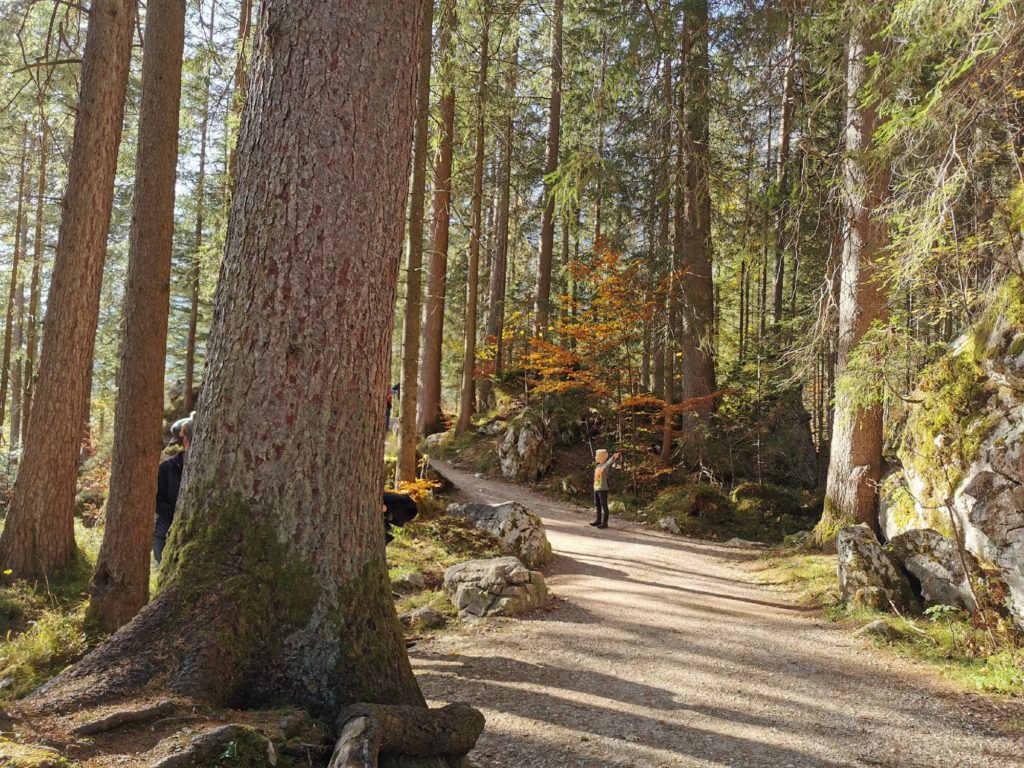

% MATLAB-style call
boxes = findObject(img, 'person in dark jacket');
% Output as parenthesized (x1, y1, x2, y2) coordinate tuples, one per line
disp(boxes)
(383, 490, 418, 544)
(154, 414, 194, 564)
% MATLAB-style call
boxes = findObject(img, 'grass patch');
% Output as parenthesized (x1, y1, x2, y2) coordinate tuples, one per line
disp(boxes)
(627, 482, 819, 543)
(754, 547, 1024, 696)
(0, 520, 104, 700)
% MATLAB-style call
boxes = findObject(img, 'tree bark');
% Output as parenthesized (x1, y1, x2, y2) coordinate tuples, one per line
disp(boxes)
(10, 279, 25, 451)
(457, 17, 490, 434)
(396, 0, 434, 483)
(36, 0, 432, 719)
(23, 119, 48, 443)
(815, 6, 890, 545)
(479, 36, 516, 411)
(0, 0, 135, 579)
(418, 0, 456, 436)
(185, 63, 211, 415)
(533, 0, 563, 337)
(1, 130, 28, 447)
(771, 5, 796, 325)
(87, 0, 187, 633)
(226, 0, 253, 184)
(677, 0, 717, 415)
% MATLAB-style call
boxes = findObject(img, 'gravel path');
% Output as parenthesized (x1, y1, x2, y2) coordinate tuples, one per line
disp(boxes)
(411, 462, 1024, 768)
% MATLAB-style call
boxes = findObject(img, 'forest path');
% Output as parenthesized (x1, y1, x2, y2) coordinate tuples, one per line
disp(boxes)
(411, 461, 1023, 768)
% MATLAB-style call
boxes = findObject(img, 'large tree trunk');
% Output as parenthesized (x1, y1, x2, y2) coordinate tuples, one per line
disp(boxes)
(87, 0, 186, 633)
(814, 6, 890, 546)
(456, 18, 490, 434)
(677, 0, 717, 414)
(22, 119, 48, 443)
(396, 0, 434, 482)
(0, 0, 135, 579)
(1, 130, 28, 447)
(533, 0, 563, 337)
(37, 0, 431, 719)
(417, 0, 456, 436)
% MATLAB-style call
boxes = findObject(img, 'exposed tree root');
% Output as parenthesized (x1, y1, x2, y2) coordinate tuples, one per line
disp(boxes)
(71, 700, 177, 737)
(328, 702, 484, 768)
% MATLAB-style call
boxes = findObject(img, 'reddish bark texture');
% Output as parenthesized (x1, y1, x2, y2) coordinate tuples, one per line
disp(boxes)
(87, 0, 186, 632)
(0, 0, 135, 579)
(36, 0, 431, 718)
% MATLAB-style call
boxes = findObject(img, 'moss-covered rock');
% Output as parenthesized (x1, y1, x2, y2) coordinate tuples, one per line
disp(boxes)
(892, 276, 1024, 628)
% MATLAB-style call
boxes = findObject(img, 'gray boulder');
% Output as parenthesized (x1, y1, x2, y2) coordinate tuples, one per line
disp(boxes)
(659, 517, 682, 535)
(887, 283, 1024, 627)
(400, 605, 446, 630)
(837, 525, 918, 613)
(498, 409, 554, 482)
(446, 501, 552, 569)
(443, 556, 548, 620)
(890, 528, 980, 612)
(392, 571, 427, 594)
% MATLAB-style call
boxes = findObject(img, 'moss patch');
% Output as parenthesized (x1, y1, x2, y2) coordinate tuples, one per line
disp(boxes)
(0, 521, 103, 701)
(0, 740, 76, 768)
(159, 492, 320, 693)
(899, 351, 993, 506)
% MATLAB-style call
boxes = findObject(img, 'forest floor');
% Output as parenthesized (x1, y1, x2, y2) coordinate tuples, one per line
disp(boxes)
(416, 461, 1024, 768)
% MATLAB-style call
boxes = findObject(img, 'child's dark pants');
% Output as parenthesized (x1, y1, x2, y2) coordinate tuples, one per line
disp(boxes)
(593, 490, 610, 526)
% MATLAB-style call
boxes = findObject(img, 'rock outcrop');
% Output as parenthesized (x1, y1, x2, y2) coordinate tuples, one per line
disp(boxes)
(498, 409, 555, 482)
(446, 501, 553, 569)
(890, 528, 980, 612)
(882, 277, 1024, 627)
(443, 557, 548, 620)
(837, 525, 918, 613)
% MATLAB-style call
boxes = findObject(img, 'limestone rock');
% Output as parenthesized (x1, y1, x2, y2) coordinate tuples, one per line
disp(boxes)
(888, 279, 1024, 627)
(446, 501, 552, 569)
(497, 409, 554, 482)
(837, 525, 918, 613)
(392, 571, 427, 594)
(723, 537, 769, 549)
(423, 431, 453, 451)
(443, 556, 548, 620)
(659, 517, 682, 535)
(479, 419, 508, 436)
(890, 529, 980, 612)
(401, 605, 446, 630)
(853, 619, 901, 642)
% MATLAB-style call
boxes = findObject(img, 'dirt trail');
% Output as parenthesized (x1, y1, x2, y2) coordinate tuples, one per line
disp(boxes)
(412, 462, 1024, 768)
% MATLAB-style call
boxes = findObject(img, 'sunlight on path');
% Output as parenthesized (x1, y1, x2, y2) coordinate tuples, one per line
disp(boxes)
(411, 462, 1023, 768)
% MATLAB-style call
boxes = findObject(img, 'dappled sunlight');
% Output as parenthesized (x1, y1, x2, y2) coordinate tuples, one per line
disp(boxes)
(414, 462, 1023, 766)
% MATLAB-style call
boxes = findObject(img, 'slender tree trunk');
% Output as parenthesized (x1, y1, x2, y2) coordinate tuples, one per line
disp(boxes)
(0, 0, 135, 579)
(1, 131, 28, 446)
(677, 0, 717, 414)
(479, 36, 517, 411)
(10, 279, 25, 451)
(772, 5, 796, 324)
(23, 119, 48, 443)
(418, 0, 456, 436)
(457, 17, 490, 434)
(533, 0, 563, 337)
(814, 6, 891, 545)
(40, 0, 432, 719)
(226, 0, 253, 183)
(184, 67, 210, 415)
(87, 0, 186, 633)
(396, 0, 434, 482)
